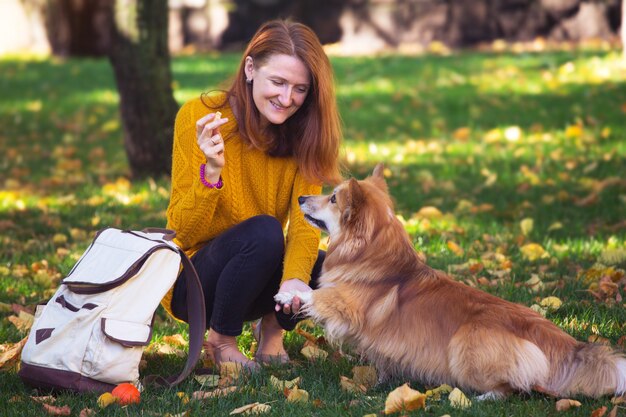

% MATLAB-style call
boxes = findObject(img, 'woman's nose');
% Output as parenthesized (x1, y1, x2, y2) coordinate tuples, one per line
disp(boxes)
(278, 86, 293, 107)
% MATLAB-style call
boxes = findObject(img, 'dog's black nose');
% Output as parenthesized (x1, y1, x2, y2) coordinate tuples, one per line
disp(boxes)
(298, 196, 306, 205)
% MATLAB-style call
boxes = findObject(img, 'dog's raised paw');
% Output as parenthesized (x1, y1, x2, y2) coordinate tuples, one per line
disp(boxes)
(274, 291, 312, 306)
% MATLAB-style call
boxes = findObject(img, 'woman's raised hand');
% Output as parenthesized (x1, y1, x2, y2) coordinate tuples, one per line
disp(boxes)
(196, 112, 228, 180)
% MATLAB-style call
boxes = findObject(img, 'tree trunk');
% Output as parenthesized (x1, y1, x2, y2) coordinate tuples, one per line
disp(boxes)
(108, 0, 178, 178)
(622, 0, 626, 59)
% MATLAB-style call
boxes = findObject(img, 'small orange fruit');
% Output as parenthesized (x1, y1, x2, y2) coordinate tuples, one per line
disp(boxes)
(111, 382, 140, 405)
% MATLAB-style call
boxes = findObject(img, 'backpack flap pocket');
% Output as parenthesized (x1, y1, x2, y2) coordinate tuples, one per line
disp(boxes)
(101, 318, 152, 347)
(62, 228, 175, 294)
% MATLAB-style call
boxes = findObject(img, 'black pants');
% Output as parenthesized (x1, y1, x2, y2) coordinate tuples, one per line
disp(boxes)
(170, 215, 324, 336)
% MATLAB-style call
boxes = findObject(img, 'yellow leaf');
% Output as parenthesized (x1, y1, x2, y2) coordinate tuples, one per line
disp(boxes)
(352, 366, 377, 390)
(340, 375, 367, 394)
(194, 374, 220, 388)
(555, 398, 582, 411)
(565, 124, 583, 138)
(384, 383, 426, 414)
(540, 296, 562, 310)
(520, 218, 534, 236)
(415, 206, 443, 219)
(446, 241, 464, 257)
(548, 222, 563, 232)
(176, 392, 189, 405)
(301, 345, 328, 361)
(229, 402, 271, 415)
(453, 127, 471, 141)
(520, 243, 550, 261)
(0, 337, 28, 370)
(162, 334, 188, 347)
(8, 310, 34, 332)
(192, 386, 237, 400)
(269, 375, 301, 391)
(425, 384, 453, 400)
(448, 387, 471, 409)
(287, 386, 309, 403)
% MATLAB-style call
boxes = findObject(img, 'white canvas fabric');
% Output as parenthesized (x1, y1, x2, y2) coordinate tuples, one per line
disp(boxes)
(19, 228, 205, 393)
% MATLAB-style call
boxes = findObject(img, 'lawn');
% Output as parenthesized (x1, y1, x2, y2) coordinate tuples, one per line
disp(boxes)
(1, 43, 625, 416)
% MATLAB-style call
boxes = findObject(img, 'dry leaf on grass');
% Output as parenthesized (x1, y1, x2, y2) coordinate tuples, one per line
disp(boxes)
(79, 408, 95, 417)
(162, 334, 188, 347)
(229, 402, 271, 415)
(340, 375, 367, 394)
(352, 366, 377, 390)
(220, 361, 245, 378)
(192, 386, 237, 400)
(42, 403, 71, 416)
(521, 243, 550, 262)
(194, 374, 220, 388)
(269, 375, 301, 391)
(555, 398, 582, 411)
(425, 384, 453, 400)
(0, 336, 28, 370)
(591, 406, 608, 417)
(448, 387, 471, 409)
(540, 296, 562, 310)
(8, 310, 35, 332)
(301, 345, 328, 361)
(286, 386, 309, 403)
(384, 383, 426, 414)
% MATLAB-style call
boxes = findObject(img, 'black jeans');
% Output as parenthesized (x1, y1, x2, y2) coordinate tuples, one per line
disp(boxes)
(170, 215, 324, 336)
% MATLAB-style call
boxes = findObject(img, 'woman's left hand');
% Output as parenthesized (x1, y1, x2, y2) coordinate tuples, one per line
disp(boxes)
(275, 279, 312, 314)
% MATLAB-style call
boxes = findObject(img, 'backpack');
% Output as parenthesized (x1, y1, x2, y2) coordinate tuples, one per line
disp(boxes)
(18, 227, 206, 393)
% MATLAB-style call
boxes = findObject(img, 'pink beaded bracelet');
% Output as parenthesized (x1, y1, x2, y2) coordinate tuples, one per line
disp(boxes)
(199, 164, 223, 189)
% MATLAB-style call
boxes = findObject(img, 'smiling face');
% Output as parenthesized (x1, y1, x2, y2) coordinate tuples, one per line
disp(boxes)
(245, 53, 311, 126)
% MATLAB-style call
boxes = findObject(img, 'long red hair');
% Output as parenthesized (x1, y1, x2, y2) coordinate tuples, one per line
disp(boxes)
(203, 20, 343, 185)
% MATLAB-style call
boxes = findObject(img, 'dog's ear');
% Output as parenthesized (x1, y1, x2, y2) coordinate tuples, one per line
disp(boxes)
(369, 163, 388, 193)
(342, 178, 365, 224)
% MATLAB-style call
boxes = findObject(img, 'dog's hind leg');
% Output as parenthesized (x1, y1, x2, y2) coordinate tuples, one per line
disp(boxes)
(447, 324, 549, 397)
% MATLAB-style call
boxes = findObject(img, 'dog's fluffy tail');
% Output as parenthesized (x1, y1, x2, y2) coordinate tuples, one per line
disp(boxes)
(551, 343, 626, 398)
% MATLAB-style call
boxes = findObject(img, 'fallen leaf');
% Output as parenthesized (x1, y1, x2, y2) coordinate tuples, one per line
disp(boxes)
(448, 387, 471, 409)
(520, 243, 550, 262)
(352, 366, 377, 390)
(525, 274, 545, 293)
(162, 334, 188, 347)
(192, 386, 237, 400)
(0, 336, 28, 370)
(520, 218, 534, 236)
(229, 402, 271, 415)
(447, 241, 464, 257)
(286, 386, 309, 403)
(555, 398, 582, 411)
(8, 310, 34, 332)
(42, 403, 71, 416)
(540, 296, 562, 310)
(425, 384, 453, 400)
(415, 206, 443, 219)
(194, 374, 220, 388)
(340, 375, 367, 394)
(384, 383, 426, 414)
(79, 408, 95, 417)
(301, 345, 328, 361)
(591, 406, 608, 417)
(177, 391, 189, 405)
(269, 375, 301, 391)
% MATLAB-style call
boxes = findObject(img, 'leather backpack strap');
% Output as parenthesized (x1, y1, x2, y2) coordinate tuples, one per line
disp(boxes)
(144, 249, 206, 388)
(166, 250, 206, 385)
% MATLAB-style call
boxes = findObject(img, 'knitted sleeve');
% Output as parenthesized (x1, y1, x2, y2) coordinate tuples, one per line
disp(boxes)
(166, 99, 223, 251)
(282, 173, 322, 285)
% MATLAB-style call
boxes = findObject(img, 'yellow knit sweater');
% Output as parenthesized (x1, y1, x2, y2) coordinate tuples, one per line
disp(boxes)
(161, 92, 322, 315)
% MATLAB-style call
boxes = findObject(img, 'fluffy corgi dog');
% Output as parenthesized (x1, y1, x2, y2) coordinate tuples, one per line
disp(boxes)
(275, 164, 626, 399)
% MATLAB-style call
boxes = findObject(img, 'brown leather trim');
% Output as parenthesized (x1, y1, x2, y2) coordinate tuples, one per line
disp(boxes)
(18, 362, 116, 394)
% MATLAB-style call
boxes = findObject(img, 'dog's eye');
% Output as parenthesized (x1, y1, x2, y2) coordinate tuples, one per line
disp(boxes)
(330, 194, 336, 204)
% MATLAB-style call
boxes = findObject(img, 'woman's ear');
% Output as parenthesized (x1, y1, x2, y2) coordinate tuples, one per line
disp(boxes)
(244, 56, 254, 82)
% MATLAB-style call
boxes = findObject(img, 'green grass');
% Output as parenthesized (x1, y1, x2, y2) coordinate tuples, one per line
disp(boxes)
(1, 45, 625, 416)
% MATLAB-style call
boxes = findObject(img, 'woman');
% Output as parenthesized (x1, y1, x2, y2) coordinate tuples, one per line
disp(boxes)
(161, 20, 342, 369)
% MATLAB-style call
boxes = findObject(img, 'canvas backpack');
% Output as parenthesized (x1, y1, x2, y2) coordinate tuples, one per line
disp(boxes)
(18, 227, 206, 393)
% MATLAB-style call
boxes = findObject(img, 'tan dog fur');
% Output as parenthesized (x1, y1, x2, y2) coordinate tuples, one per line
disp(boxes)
(288, 164, 626, 399)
